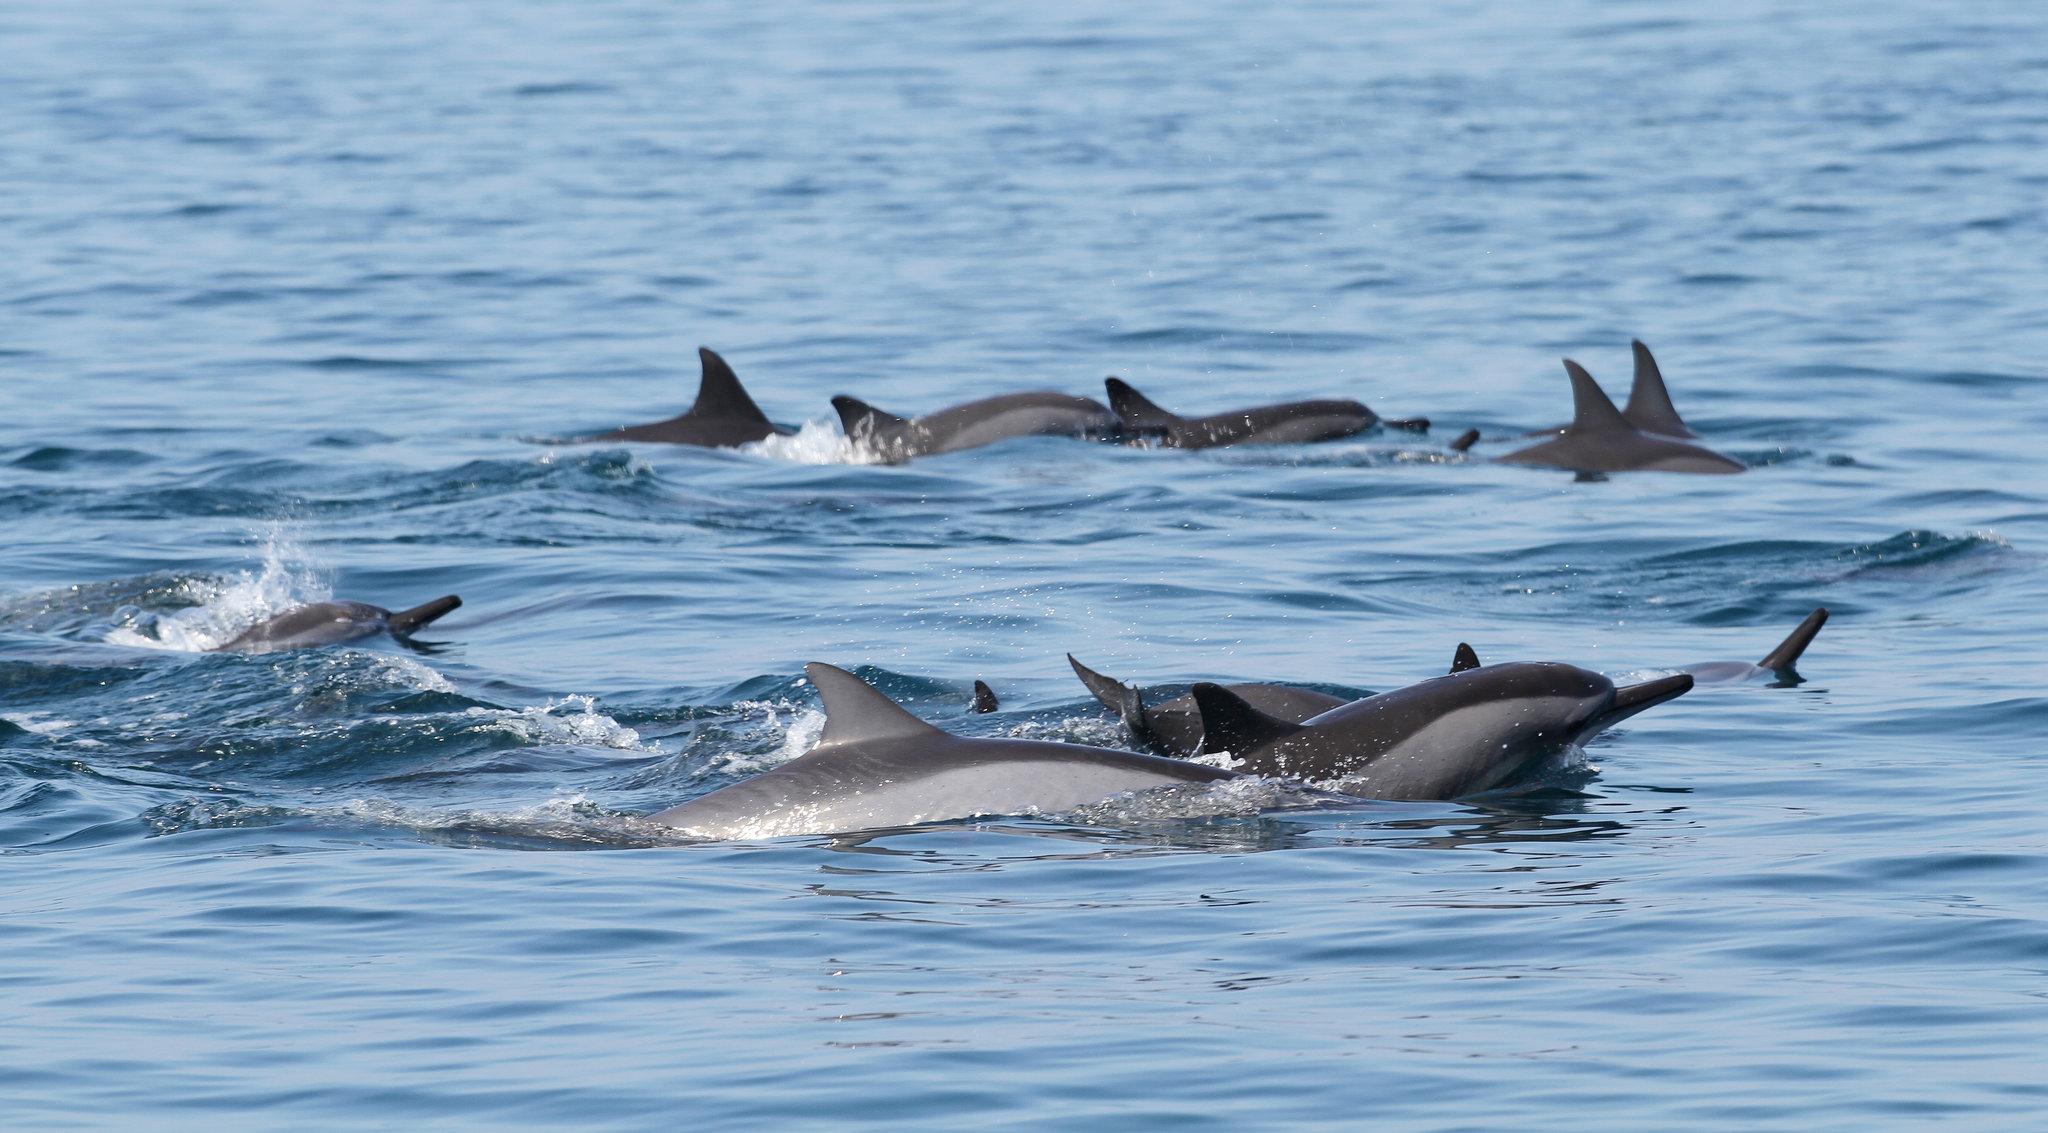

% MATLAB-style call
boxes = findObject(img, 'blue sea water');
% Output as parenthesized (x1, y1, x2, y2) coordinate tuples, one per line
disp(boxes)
(5, 0, 2048, 1126)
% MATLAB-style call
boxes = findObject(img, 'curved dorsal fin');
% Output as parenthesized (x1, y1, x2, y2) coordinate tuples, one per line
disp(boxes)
(1104, 377, 1178, 428)
(689, 348, 771, 423)
(1450, 642, 1481, 673)
(1448, 427, 1480, 452)
(971, 679, 999, 713)
(1622, 340, 1696, 438)
(1190, 683, 1303, 756)
(831, 395, 910, 439)
(1562, 359, 1631, 434)
(1757, 607, 1829, 670)
(805, 663, 942, 746)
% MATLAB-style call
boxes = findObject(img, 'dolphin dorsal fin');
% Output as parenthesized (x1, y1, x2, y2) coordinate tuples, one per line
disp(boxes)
(1757, 607, 1829, 670)
(831, 395, 910, 439)
(971, 679, 999, 713)
(1622, 340, 1695, 438)
(689, 348, 771, 424)
(1450, 642, 1481, 673)
(1104, 378, 1178, 428)
(1190, 683, 1303, 756)
(1562, 359, 1631, 434)
(805, 663, 942, 746)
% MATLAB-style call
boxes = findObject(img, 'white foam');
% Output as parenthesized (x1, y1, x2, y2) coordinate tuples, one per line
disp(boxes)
(365, 653, 457, 694)
(5, 712, 74, 735)
(744, 418, 887, 465)
(104, 527, 327, 652)
(459, 695, 647, 750)
(716, 699, 827, 773)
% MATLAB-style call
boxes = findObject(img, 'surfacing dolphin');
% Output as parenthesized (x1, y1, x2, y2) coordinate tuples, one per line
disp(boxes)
(832, 391, 1117, 463)
(1103, 377, 1428, 449)
(1189, 662, 1694, 798)
(648, 663, 1236, 840)
(213, 595, 462, 653)
(1497, 360, 1744, 475)
(1682, 607, 1829, 684)
(594, 347, 791, 448)
(1066, 645, 1482, 758)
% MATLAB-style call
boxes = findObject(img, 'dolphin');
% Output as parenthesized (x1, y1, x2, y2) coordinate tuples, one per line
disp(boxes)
(971, 679, 1000, 713)
(1103, 377, 1427, 449)
(594, 348, 791, 447)
(1188, 662, 1694, 798)
(1067, 645, 1482, 758)
(213, 595, 461, 653)
(1682, 608, 1829, 683)
(1496, 360, 1744, 475)
(648, 663, 1236, 839)
(832, 391, 1116, 462)
(1533, 340, 1699, 439)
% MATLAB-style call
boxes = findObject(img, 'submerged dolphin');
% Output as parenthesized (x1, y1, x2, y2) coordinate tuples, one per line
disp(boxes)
(213, 595, 461, 653)
(1189, 662, 1693, 798)
(1682, 608, 1829, 683)
(832, 392, 1116, 462)
(648, 663, 1236, 839)
(1497, 360, 1744, 475)
(1067, 646, 1482, 758)
(1103, 377, 1427, 449)
(1535, 340, 1698, 439)
(595, 348, 791, 447)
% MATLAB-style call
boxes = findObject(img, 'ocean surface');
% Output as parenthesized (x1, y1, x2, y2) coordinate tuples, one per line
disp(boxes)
(5, 1, 2047, 1127)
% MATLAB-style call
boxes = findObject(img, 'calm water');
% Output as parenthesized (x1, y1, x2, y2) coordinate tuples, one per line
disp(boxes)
(5, 1, 2047, 1127)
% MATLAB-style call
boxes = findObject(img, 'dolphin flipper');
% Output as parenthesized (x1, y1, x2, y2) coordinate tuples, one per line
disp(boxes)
(1189, 683, 1305, 758)
(806, 663, 943, 746)
(1103, 378, 1179, 431)
(1757, 608, 1829, 671)
(1450, 643, 1481, 674)
(1623, 340, 1697, 439)
(387, 595, 462, 635)
(971, 680, 1000, 714)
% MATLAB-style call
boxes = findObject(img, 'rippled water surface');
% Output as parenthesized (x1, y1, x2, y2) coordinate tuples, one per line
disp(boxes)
(6, 1, 2048, 1127)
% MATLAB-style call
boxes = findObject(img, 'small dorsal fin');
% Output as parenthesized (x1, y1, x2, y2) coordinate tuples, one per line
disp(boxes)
(805, 663, 942, 746)
(1757, 607, 1829, 670)
(1104, 377, 1178, 428)
(1448, 427, 1480, 452)
(1450, 642, 1481, 673)
(689, 348, 772, 424)
(1622, 340, 1696, 438)
(971, 679, 999, 713)
(1190, 683, 1303, 756)
(831, 395, 910, 439)
(1562, 359, 1631, 433)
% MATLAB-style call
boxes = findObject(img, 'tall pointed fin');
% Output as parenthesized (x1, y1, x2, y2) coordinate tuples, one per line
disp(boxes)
(1449, 427, 1480, 452)
(831, 395, 910, 439)
(1190, 683, 1304, 756)
(689, 348, 772, 424)
(1067, 654, 1130, 712)
(1757, 608, 1829, 671)
(1104, 378, 1178, 429)
(1562, 359, 1631, 434)
(805, 663, 942, 746)
(971, 679, 999, 714)
(388, 595, 461, 635)
(1450, 642, 1481, 673)
(1622, 340, 1696, 438)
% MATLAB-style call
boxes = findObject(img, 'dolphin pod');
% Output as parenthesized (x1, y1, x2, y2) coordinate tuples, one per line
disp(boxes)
(213, 595, 462, 653)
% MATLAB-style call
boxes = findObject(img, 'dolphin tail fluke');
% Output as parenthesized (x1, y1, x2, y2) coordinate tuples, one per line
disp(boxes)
(806, 663, 942, 746)
(831, 395, 910, 439)
(1449, 427, 1481, 452)
(1623, 340, 1697, 438)
(1190, 683, 1304, 758)
(1562, 360, 1631, 434)
(1450, 643, 1481, 673)
(1757, 607, 1829, 671)
(1103, 378, 1178, 430)
(971, 679, 999, 713)
(1067, 654, 1154, 745)
(388, 595, 461, 635)
(690, 348, 773, 424)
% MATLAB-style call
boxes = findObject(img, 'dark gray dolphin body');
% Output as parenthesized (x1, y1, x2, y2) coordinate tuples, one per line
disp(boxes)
(1683, 608, 1829, 683)
(214, 595, 461, 653)
(1189, 662, 1693, 798)
(1498, 360, 1744, 475)
(648, 663, 1237, 840)
(1103, 378, 1427, 449)
(1067, 645, 1482, 758)
(595, 348, 790, 448)
(832, 392, 1116, 462)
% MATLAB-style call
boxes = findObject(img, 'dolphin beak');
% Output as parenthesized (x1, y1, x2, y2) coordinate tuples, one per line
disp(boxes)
(1592, 672, 1694, 733)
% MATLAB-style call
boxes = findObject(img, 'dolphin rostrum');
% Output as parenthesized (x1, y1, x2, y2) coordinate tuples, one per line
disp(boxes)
(1103, 377, 1427, 449)
(832, 392, 1116, 462)
(648, 663, 1237, 840)
(1497, 360, 1744, 475)
(213, 595, 462, 653)
(595, 348, 791, 447)
(1189, 662, 1694, 798)
(1683, 608, 1829, 683)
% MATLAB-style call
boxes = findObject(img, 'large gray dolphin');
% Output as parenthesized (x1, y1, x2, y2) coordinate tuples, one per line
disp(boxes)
(1189, 662, 1694, 798)
(648, 663, 1237, 840)
(1103, 377, 1428, 449)
(1066, 645, 1482, 758)
(1534, 340, 1698, 439)
(1682, 608, 1829, 683)
(1497, 360, 1744, 475)
(595, 348, 791, 448)
(214, 595, 461, 653)
(832, 392, 1116, 462)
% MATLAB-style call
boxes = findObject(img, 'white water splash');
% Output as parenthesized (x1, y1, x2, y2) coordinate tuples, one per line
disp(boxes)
(713, 698, 827, 774)
(744, 418, 887, 465)
(104, 528, 327, 652)
(460, 695, 647, 750)
(364, 653, 457, 694)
